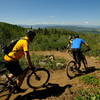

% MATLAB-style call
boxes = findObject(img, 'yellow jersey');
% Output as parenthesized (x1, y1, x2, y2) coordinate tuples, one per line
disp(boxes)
(4, 36, 30, 62)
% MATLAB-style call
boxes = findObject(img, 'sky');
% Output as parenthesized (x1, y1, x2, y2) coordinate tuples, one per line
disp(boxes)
(0, 0, 100, 25)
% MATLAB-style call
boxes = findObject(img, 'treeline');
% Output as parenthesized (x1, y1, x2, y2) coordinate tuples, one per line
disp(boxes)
(31, 28, 78, 51)
(0, 22, 26, 44)
(31, 28, 100, 57)
(0, 22, 100, 58)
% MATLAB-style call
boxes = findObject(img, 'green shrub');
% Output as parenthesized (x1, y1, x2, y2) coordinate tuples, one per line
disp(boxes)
(74, 96, 84, 100)
(80, 75, 100, 86)
(29, 54, 66, 70)
(74, 88, 100, 100)
(74, 95, 100, 100)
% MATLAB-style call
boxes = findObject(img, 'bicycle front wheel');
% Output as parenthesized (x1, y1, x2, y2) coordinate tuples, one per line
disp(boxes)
(27, 68, 50, 89)
(66, 61, 77, 79)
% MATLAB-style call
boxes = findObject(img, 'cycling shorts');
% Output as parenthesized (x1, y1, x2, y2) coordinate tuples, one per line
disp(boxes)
(4, 60, 23, 77)
(71, 48, 83, 64)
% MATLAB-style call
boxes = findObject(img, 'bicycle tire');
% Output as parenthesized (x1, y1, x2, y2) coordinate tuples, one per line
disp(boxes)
(0, 83, 8, 93)
(66, 61, 78, 79)
(27, 68, 50, 89)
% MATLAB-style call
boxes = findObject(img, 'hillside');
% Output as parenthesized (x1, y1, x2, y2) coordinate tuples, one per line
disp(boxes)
(0, 22, 26, 44)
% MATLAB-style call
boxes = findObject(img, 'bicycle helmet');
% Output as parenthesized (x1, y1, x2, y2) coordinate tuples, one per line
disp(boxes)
(26, 30, 36, 38)
(74, 34, 79, 38)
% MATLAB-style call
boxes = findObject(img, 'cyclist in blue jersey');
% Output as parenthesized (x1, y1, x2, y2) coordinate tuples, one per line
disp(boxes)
(71, 35, 90, 71)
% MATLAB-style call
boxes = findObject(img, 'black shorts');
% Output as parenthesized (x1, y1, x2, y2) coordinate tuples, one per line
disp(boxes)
(4, 60, 23, 77)
(72, 48, 83, 64)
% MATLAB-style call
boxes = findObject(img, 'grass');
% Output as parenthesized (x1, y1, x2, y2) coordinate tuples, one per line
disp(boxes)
(80, 75, 100, 86)
(20, 54, 67, 70)
(74, 95, 100, 100)
(74, 88, 100, 100)
(96, 56, 100, 60)
(73, 75, 100, 100)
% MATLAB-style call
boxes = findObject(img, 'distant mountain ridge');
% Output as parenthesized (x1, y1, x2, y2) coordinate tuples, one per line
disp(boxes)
(20, 24, 100, 33)
(0, 22, 100, 34)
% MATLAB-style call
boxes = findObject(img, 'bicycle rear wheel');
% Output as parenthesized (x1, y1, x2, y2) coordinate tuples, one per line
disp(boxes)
(27, 68, 50, 89)
(66, 61, 78, 79)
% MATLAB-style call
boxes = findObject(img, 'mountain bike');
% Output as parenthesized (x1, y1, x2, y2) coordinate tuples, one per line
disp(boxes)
(0, 62, 50, 100)
(65, 48, 90, 79)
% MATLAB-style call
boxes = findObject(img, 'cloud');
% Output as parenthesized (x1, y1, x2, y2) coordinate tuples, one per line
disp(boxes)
(84, 21, 89, 24)
(49, 16, 55, 18)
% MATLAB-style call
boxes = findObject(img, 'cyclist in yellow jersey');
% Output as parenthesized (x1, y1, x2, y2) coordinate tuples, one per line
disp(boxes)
(3, 30, 36, 93)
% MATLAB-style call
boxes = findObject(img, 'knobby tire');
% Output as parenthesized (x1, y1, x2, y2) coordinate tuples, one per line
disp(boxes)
(27, 68, 50, 89)
(66, 61, 78, 79)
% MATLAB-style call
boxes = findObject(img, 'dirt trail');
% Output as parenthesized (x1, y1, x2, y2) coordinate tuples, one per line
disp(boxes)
(1, 51, 100, 100)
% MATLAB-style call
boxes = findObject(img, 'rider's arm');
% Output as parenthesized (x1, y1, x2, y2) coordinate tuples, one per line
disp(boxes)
(69, 40, 72, 44)
(84, 42, 90, 50)
(24, 51, 33, 69)
(67, 40, 72, 49)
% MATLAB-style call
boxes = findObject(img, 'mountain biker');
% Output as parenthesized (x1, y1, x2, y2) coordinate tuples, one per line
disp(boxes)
(71, 34, 90, 71)
(3, 30, 36, 93)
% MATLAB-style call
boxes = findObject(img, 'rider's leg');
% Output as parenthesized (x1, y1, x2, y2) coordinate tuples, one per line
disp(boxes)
(7, 73, 15, 80)
(4, 61, 15, 81)
(72, 50, 79, 68)
(17, 74, 25, 87)
(77, 61, 81, 70)
(77, 49, 83, 69)
(72, 49, 77, 62)
(17, 69, 28, 87)
(8, 73, 14, 78)
(4, 61, 26, 93)
(5, 61, 24, 87)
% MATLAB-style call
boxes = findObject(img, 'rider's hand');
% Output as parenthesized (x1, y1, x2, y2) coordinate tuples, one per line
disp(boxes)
(88, 48, 91, 51)
(86, 47, 91, 52)
(87, 47, 91, 51)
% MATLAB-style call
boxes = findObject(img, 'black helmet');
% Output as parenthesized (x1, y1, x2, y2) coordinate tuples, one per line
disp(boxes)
(74, 34, 79, 38)
(26, 30, 36, 38)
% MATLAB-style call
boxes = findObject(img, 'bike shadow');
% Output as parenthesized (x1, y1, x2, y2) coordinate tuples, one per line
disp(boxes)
(71, 66, 100, 79)
(14, 83, 72, 100)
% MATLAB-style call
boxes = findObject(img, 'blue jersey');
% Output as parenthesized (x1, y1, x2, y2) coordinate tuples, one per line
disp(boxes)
(72, 38, 85, 49)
